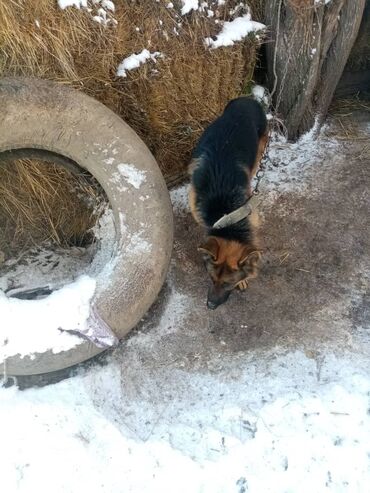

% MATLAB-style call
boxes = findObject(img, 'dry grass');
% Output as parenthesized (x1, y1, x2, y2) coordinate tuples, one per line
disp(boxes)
(327, 95, 370, 141)
(0, 159, 105, 258)
(326, 95, 370, 164)
(0, 0, 263, 252)
(329, 96, 370, 116)
(0, 0, 263, 177)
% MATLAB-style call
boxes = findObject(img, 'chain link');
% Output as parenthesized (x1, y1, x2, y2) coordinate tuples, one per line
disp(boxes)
(251, 133, 272, 197)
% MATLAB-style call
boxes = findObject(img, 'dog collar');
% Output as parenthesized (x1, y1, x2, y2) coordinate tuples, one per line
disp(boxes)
(212, 196, 255, 230)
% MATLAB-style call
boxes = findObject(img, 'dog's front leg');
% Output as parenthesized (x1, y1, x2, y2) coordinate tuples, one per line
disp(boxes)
(237, 279, 249, 290)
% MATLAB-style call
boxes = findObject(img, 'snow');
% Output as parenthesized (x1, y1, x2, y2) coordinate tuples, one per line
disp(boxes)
(1, 351, 369, 492)
(0, 245, 95, 297)
(0, 276, 96, 361)
(87, 206, 117, 284)
(126, 232, 152, 254)
(254, 121, 339, 204)
(116, 49, 162, 77)
(251, 84, 266, 101)
(57, 0, 87, 8)
(101, 0, 114, 11)
(181, 0, 199, 15)
(57, 0, 117, 26)
(170, 184, 189, 213)
(0, 204, 117, 359)
(56, 1, 265, 48)
(251, 84, 269, 106)
(1, 120, 370, 491)
(117, 163, 146, 189)
(109, 171, 128, 192)
(205, 13, 265, 49)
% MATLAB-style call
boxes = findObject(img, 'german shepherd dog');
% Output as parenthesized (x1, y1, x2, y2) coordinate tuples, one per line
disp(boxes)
(189, 97, 268, 309)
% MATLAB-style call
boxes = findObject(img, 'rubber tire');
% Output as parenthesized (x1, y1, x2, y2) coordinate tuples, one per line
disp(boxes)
(0, 77, 173, 376)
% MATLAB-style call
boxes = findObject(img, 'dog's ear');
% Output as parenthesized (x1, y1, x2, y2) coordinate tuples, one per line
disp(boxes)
(198, 237, 219, 261)
(239, 249, 261, 268)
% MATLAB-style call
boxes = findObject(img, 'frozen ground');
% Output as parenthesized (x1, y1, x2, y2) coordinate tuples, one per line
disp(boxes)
(0, 207, 116, 359)
(1, 111, 369, 492)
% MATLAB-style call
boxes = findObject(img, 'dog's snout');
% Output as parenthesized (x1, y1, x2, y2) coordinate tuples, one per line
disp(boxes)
(207, 299, 218, 310)
(207, 285, 231, 309)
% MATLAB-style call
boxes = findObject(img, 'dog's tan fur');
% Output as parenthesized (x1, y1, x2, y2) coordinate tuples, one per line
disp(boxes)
(198, 236, 261, 288)
(189, 182, 203, 226)
(251, 130, 269, 178)
(188, 158, 204, 226)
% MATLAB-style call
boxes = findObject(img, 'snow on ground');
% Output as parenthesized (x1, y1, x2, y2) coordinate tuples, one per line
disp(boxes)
(0, 207, 116, 361)
(0, 276, 95, 360)
(205, 12, 265, 49)
(1, 122, 370, 491)
(0, 350, 369, 492)
(250, 119, 340, 205)
(116, 50, 162, 78)
(169, 184, 189, 212)
(0, 245, 95, 297)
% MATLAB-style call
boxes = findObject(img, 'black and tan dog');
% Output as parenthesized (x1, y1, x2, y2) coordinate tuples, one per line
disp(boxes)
(189, 97, 268, 309)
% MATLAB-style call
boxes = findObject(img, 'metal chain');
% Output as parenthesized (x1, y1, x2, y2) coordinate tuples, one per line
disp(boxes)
(252, 132, 272, 197)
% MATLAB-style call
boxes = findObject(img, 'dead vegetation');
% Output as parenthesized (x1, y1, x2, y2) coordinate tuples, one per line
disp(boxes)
(0, 0, 263, 178)
(0, 159, 104, 258)
(327, 96, 370, 143)
(0, 0, 263, 252)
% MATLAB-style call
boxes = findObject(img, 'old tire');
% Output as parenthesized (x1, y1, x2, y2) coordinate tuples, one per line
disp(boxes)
(0, 77, 173, 376)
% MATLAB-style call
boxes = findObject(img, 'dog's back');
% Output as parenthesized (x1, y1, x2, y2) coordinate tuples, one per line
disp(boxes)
(190, 97, 267, 233)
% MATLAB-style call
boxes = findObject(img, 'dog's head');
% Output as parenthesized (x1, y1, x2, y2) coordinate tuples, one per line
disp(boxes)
(198, 236, 261, 309)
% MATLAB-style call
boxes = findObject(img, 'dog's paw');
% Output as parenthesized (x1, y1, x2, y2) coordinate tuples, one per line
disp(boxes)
(237, 279, 249, 291)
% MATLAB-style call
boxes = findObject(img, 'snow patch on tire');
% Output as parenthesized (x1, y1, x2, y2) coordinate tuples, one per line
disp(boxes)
(0, 276, 96, 361)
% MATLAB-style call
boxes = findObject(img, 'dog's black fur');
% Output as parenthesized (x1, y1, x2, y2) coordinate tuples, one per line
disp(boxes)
(191, 97, 267, 241)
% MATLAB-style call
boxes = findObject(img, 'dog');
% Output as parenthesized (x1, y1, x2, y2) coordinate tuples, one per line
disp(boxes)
(188, 97, 268, 309)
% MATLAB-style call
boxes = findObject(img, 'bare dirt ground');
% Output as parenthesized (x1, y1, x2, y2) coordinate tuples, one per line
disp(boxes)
(16, 109, 370, 385)
(120, 110, 370, 369)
